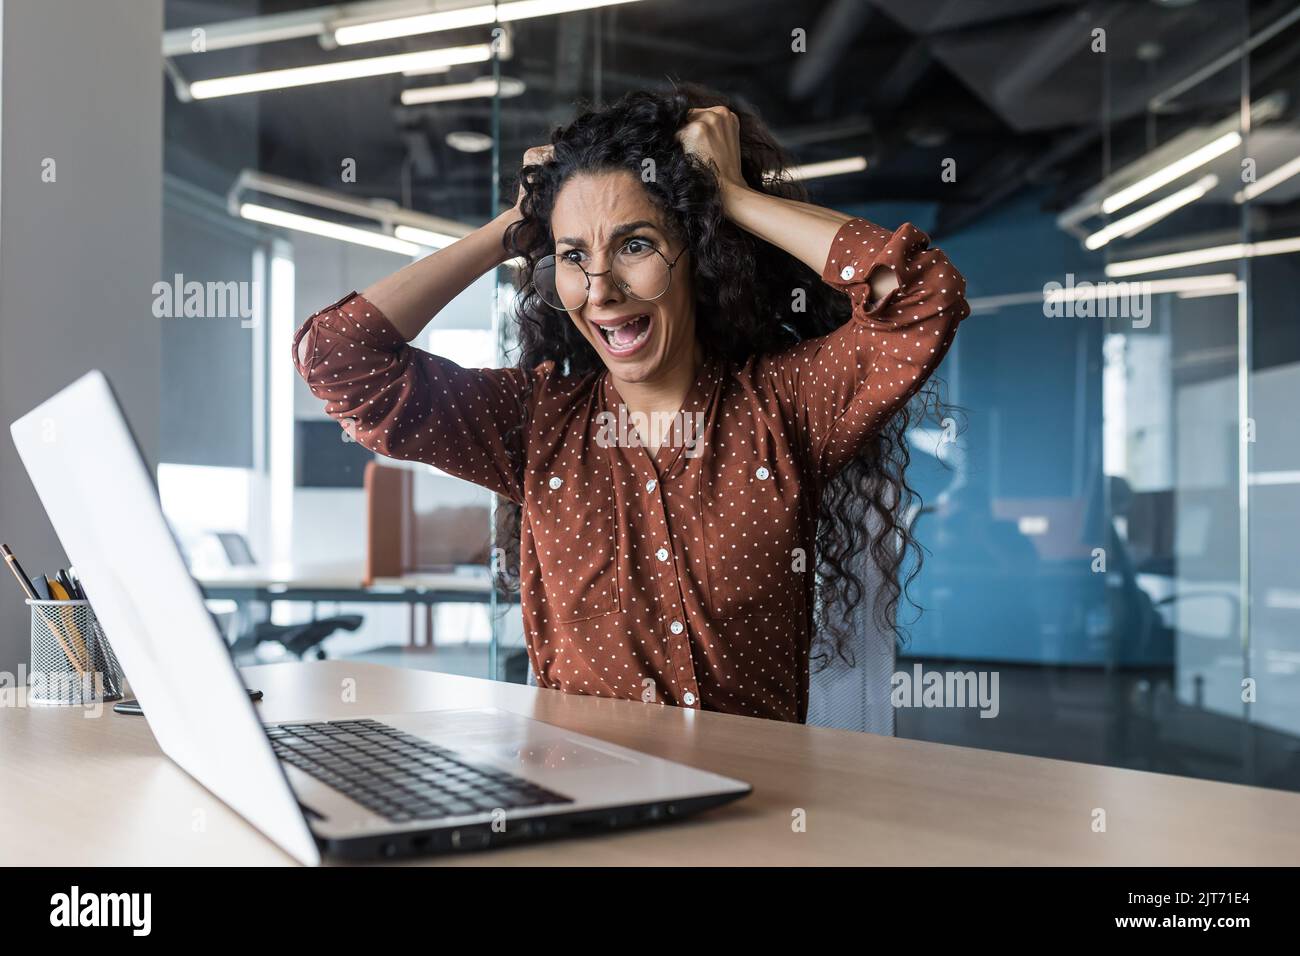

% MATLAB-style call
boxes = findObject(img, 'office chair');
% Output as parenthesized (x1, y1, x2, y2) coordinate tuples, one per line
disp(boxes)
(213, 532, 364, 661)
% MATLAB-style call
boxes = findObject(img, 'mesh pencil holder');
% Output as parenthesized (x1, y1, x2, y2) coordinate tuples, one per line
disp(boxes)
(26, 599, 124, 705)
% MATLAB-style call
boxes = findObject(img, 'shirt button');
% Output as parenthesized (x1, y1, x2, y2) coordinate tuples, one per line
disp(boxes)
(683, 692, 696, 706)
(669, 620, 684, 635)
(840, 265, 856, 280)
(656, 547, 670, 562)
(548, 476, 563, 490)
(755, 466, 770, 480)
(645, 478, 657, 492)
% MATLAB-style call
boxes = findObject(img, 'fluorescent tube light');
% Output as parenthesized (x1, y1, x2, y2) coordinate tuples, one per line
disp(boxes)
(334, 0, 644, 46)
(393, 226, 528, 268)
(401, 64, 452, 78)
(1141, 274, 1239, 297)
(1105, 236, 1300, 277)
(969, 274, 1240, 313)
(1085, 175, 1217, 250)
(1043, 273, 1239, 303)
(1176, 280, 1242, 299)
(393, 225, 462, 248)
(1234, 155, 1300, 203)
(240, 203, 423, 255)
(1102, 132, 1240, 214)
(776, 156, 868, 182)
(189, 45, 491, 99)
(401, 76, 525, 105)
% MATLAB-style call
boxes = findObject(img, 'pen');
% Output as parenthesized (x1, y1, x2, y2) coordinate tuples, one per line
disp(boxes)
(2, 544, 38, 600)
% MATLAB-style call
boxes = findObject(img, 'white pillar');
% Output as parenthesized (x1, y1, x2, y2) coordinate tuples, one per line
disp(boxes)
(0, 0, 163, 669)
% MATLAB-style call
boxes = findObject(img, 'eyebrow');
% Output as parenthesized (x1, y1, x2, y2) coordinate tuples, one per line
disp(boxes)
(555, 220, 660, 249)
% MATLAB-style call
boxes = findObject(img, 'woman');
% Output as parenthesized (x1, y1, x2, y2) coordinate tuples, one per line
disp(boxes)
(293, 84, 968, 723)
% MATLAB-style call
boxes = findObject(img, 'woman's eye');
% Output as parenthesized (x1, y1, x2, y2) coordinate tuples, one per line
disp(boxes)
(621, 237, 654, 255)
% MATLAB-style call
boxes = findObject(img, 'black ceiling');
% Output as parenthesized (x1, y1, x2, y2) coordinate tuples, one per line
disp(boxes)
(164, 0, 1300, 237)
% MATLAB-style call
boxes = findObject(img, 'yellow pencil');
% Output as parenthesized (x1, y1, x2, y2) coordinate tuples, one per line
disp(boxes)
(46, 578, 89, 666)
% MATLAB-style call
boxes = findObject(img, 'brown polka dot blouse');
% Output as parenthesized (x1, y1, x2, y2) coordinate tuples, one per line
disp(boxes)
(292, 217, 969, 722)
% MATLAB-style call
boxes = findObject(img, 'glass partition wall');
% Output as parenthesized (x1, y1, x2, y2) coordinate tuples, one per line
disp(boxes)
(161, 0, 1298, 794)
(1087, 0, 1300, 789)
(483, 0, 1300, 792)
(1093, 0, 1254, 785)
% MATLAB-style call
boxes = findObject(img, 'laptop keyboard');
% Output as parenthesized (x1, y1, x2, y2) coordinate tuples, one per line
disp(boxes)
(267, 718, 573, 823)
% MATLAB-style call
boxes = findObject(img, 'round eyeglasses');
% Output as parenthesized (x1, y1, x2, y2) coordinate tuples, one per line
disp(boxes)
(531, 239, 688, 312)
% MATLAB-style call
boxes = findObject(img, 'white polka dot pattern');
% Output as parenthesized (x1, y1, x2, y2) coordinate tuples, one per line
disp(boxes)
(291, 216, 969, 722)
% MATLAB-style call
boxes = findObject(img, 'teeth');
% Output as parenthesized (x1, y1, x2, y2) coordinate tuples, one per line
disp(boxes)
(600, 315, 650, 349)
(598, 315, 649, 347)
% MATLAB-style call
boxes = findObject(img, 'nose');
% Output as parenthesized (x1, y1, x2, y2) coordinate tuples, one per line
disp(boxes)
(586, 263, 627, 307)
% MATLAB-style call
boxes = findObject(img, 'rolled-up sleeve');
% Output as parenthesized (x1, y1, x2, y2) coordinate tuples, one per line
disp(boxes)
(292, 290, 533, 503)
(762, 217, 969, 483)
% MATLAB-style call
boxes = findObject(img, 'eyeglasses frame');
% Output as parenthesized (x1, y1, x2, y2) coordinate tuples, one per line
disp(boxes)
(531, 243, 689, 310)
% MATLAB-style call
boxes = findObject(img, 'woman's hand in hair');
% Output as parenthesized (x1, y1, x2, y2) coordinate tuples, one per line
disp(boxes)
(512, 144, 555, 214)
(677, 106, 746, 194)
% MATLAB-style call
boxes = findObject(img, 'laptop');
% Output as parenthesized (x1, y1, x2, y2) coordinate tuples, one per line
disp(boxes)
(10, 370, 750, 864)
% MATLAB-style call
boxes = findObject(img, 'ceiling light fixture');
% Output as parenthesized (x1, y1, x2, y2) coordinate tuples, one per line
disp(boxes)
(239, 203, 425, 255)
(1057, 93, 1284, 245)
(228, 171, 474, 255)
(400, 64, 453, 78)
(189, 44, 491, 99)
(1085, 174, 1217, 250)
(775, 156, 868, 182)
(1043, 273, 1239, 303)
(391, 224, 523, 272)
(446, 131, 494, 153)
(1101, 132, 1240, 214)
(1105, 236, 1300, 277)
(392, 225, 462, 248)
(967, 273, 1240, 313)
(401, 76, 526, 105)
(1234, 154, 1300, 203)
(333, 0, 644, 46)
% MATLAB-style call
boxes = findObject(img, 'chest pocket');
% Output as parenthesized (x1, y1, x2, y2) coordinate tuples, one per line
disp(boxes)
(698, 455, 806, 619)
(528, 464, 620, 623)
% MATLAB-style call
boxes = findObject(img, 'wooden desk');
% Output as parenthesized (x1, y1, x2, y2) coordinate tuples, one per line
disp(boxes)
(2, 660, 1298, 866)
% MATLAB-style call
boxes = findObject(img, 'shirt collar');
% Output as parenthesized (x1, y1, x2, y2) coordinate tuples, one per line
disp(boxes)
(600, 352, 720, 474)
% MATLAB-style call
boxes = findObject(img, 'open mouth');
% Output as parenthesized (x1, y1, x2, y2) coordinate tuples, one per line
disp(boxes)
(593, 313, 652, 354)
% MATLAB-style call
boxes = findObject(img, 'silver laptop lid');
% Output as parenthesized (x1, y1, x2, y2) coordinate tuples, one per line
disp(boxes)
(10, 370, 320, 865)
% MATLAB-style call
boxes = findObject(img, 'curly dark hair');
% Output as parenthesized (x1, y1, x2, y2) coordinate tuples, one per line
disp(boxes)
(494, 81, 953, 672)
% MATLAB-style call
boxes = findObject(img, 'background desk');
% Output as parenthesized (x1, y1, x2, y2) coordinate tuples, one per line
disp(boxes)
(197, 562, 509, 650)
(2, 660, 1298, 865)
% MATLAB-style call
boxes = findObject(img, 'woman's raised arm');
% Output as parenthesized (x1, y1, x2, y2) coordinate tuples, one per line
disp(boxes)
(357, 143, 553, 339)
(358, 209, 517, 342)
(291, 150, 556, 503)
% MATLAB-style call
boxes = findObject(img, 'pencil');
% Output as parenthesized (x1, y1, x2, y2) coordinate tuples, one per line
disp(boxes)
(46, 576, 89, 664)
